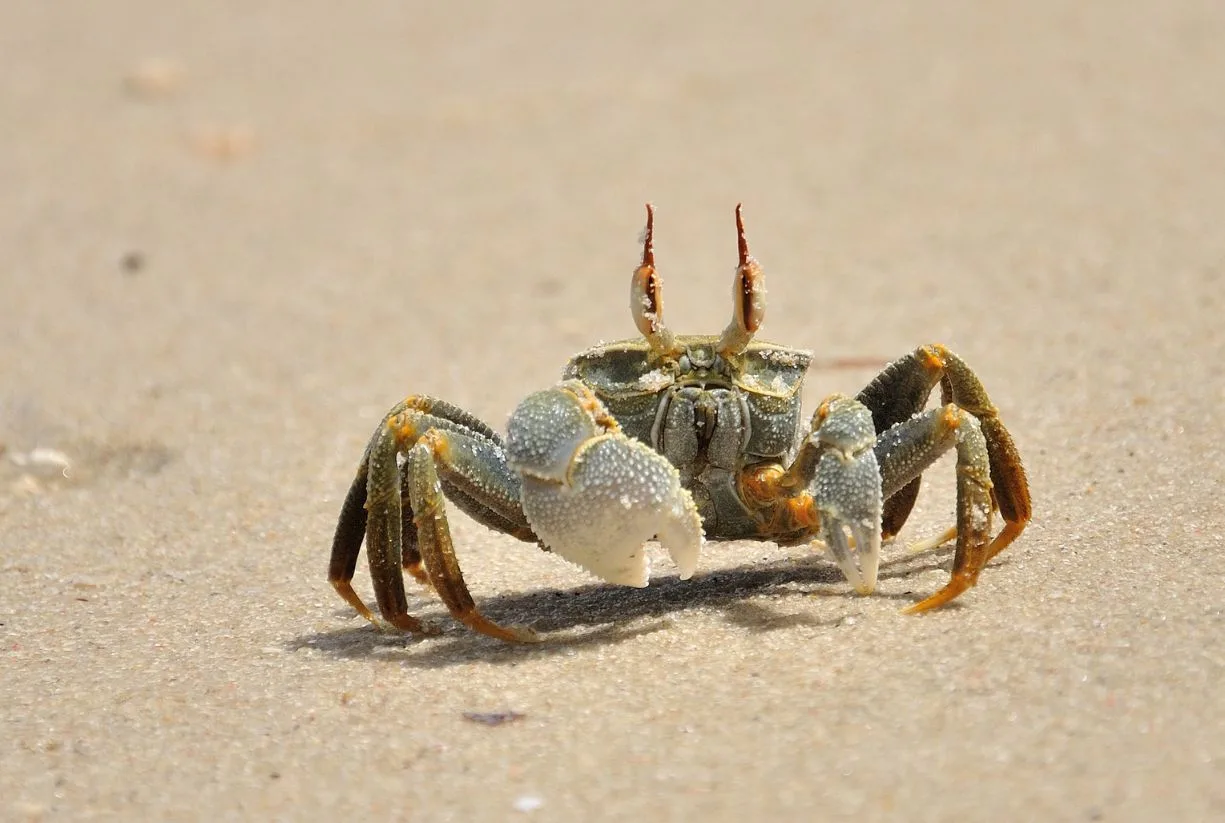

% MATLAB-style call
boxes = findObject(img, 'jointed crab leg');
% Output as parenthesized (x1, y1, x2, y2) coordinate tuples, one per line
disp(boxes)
(328, 396, 536, 641)
(934, 348, 1030, 560)
(747, 396, 997, 609)
(330, 395, 509, 612)
(328, 447, 378, 622)
(329, 395, 508, 616)
(856, 347, 946, 538)
(399, 431, 537, 641)
(331, 382, 707, 641)
(857, 343, 1032, 555)
(743, 343, 1030, 610)
(871, 405, 995, 612)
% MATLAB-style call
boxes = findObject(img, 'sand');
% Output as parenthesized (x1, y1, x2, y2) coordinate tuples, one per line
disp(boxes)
(3, 1, 1224, 820)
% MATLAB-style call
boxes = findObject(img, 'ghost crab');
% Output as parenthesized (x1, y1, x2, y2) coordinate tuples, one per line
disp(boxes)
(328, 205, 1031, 642)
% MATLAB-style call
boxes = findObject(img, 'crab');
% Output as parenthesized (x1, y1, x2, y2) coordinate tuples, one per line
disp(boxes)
(328, 205, 1032, 642)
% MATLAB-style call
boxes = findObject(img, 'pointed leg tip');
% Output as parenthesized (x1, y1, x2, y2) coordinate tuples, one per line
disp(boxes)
(900, 595, 948, 615)
(903, 572, 977, 614)
(382, 613, 434, 634)
(490, 624, 542, 643)
(905, 525, 959, 556)
(903, 593, 952, 615)
(405, 561, 431, 585)
(460, 612, 541, 643)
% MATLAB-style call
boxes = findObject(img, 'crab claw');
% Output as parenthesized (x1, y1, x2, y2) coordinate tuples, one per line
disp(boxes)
(810, 396, 884, 594)
(507, 381, 704, 587)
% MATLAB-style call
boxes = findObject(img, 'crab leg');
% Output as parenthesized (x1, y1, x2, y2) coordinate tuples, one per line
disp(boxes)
(869, 404, 996, 612)
(400, 431, 537, 642)
(328, 446, 378, 622)
(330, 395, 509, 608)
(856, 344, 1031, 553)
(855, 347, 946, 538)
(933, 346, 1031, 559)
(749, 346, 1028, 609)
(328, 397, 536, 641)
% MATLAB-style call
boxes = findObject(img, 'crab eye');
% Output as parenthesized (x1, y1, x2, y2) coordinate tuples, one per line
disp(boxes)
(630, 203, 677, 355)
(735, 263, 765, 334)
(632, 265, 663, 336)
(717, 203, 766, 356)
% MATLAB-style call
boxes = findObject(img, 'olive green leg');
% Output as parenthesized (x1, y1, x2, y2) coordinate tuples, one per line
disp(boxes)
(328, 448, 378, 623)
(404, 432, 537, 642)
(327, 396, 537, 640)
(869, 405, 996, 612)
(933, 346, 1032, 560)
(362, 420, 428, 632)
(324, 434, 429, 618)
(856, 348, 945, 538)
(857, 344, 1031, 556)
(329, 397, 473, 622)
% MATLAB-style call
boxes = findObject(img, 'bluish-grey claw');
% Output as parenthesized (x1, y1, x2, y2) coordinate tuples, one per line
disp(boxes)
(507, 381, 704, 587)
(811, 396, 884, 594)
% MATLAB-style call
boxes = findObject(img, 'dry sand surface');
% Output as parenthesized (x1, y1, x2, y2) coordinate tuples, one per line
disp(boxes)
(3, 2, 1224, 820)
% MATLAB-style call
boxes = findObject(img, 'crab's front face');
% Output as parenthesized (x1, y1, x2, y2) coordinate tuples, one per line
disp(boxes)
(563, 336, 813, 464)
(556, 204, 815, 506)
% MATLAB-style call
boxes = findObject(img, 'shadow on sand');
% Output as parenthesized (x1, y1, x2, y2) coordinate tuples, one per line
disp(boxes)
(288, 543, 990, 669)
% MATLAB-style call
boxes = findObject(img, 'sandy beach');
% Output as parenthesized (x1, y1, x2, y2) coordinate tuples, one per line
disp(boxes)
(3, 1, 1224, 820)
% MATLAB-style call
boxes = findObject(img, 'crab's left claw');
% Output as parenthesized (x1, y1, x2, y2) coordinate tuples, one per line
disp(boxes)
(506, 381, 704, 587)
(811, 396, 884, 594)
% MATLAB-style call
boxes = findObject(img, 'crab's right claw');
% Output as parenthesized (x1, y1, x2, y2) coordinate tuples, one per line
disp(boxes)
(506, 381, 704, 588)
(811, 396, 884, 595)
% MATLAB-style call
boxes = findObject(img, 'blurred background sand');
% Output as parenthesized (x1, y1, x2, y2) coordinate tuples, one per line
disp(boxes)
(2, 1, 1224, 820)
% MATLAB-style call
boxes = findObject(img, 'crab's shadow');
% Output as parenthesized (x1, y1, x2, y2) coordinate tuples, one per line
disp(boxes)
(291, 549, 975, 669)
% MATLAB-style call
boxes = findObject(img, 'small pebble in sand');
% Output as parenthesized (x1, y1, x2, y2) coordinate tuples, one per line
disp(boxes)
(462, 710, 526, 727)
(123, 58, 184, 99)
(513, 795, 543, 813)
(189, 125, 256, 160)
(8, 447, 72, 478)
(120, 251, 145, 274)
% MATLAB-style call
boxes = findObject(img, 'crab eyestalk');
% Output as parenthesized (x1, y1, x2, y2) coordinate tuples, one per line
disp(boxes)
(630, 203, 679, 357)
(716, 204, 767, 357)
